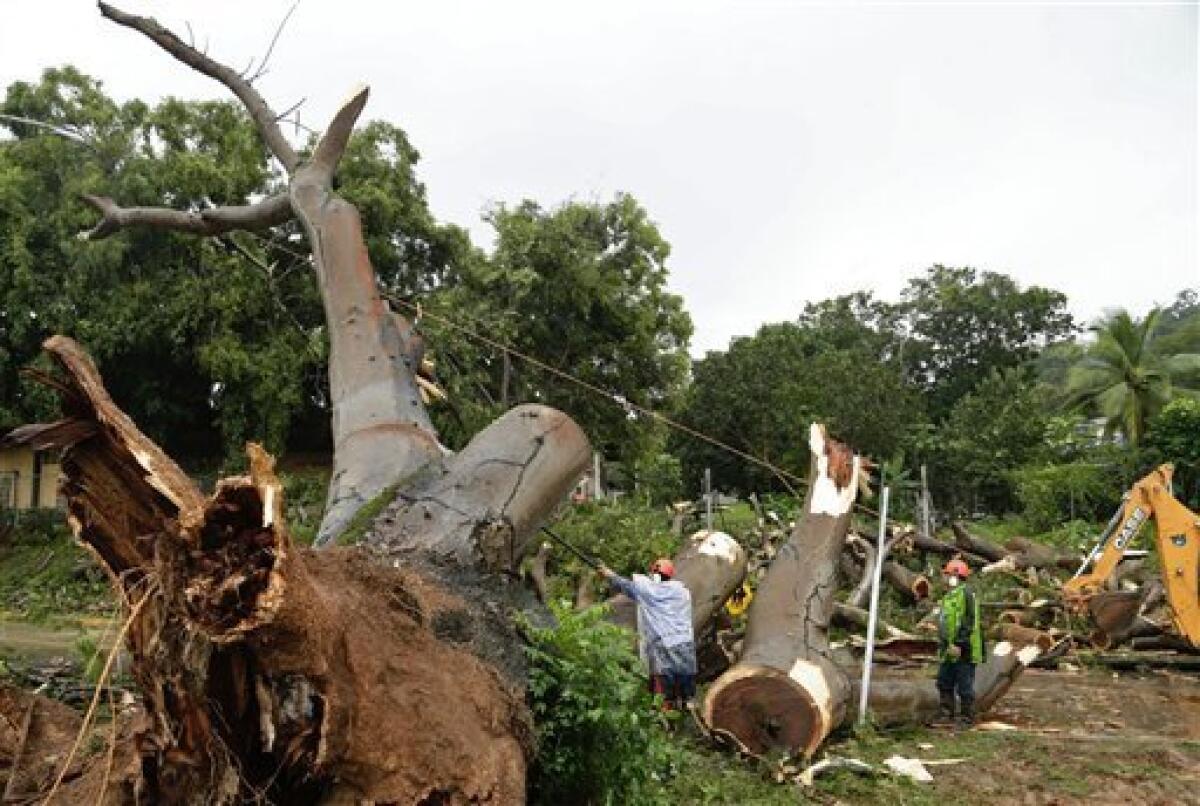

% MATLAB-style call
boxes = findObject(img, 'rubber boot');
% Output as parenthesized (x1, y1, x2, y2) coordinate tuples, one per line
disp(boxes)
(937, 691, 955, 722)
(957, 698, 975, 728)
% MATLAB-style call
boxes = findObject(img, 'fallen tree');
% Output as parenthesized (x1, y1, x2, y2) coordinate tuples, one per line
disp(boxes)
(856, 640, 1043, 726)
(702, 424, 861, 758)
(2, 3, 593, 801)
(950, 522, 1007, 563)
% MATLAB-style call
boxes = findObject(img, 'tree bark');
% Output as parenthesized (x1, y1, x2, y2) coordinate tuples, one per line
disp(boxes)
(529, 542, 551, 603)
(703, 425, 860, 759)
(574, 570, 596, 610)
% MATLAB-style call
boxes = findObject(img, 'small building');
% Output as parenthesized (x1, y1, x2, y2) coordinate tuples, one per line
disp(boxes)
(0, 438, 64, 510)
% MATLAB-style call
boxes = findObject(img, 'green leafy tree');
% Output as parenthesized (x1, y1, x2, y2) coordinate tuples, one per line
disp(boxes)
(0, 68, 477, 461)
(428, 195, 694, 466)
(1145, 397, 1200, 506)
(675, 299, 924, 494)
(900, 265, 1074, 421)
(932, 368, 1050, 513)
(1065, 309, 1200, 445)
(1, 67, 300, 457)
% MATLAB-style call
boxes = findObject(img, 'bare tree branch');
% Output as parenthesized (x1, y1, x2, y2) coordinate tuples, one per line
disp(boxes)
(249, 1, 301, 83)
(307, 85, 369, 184)
(80, 192, 294, 240)
(98, 2, 300, 173)
(274, 97, 307, 123)
(0, 113, 97, 149)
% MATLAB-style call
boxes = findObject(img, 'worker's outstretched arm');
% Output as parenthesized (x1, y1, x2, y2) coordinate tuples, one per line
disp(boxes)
(599, 564, 647, 605)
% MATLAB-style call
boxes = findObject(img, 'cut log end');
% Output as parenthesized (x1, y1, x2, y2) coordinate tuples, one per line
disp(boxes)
(703, 663, 832, 758)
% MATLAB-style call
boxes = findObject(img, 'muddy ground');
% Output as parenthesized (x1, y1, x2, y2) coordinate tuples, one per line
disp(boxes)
(813, 666, 1200, 805)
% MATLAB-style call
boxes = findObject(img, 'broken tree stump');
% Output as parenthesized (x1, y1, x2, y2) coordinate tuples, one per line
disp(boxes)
(702, 425, 861, 758)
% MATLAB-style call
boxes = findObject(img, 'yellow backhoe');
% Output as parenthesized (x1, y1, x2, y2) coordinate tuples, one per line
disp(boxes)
(1063, 464, 1200, 649)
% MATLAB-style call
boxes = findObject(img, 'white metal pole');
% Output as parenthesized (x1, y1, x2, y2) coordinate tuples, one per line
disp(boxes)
(857, 485, 890, 725)
(593, 452, 602, 500)
(704, 468, 713, 531)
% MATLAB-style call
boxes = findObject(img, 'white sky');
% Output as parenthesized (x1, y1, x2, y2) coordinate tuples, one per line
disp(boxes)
(2, 1, 1196, 355)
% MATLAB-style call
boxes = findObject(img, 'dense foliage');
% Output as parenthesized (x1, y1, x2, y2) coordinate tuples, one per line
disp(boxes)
(2, 66, 1197, 535)
(524, 603, 676, 805)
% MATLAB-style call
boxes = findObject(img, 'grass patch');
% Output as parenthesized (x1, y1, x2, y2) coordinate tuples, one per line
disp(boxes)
(0, 536, 111, 621)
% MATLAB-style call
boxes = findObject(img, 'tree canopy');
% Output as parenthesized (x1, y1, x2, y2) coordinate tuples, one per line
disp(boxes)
(1064, 308, 1200, 445)
(1, 67, 693, 469)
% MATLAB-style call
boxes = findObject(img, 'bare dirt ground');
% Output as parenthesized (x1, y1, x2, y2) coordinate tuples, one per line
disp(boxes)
(897, 667, 1200, 805)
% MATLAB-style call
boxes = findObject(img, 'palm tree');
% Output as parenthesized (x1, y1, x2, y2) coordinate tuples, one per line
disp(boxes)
(1065, 309, 1200, 445)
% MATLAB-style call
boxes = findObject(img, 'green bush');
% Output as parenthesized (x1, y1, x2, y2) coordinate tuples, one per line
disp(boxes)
(1009, 462, 1115, 531)
(548, 500, 678, 583)
(4, 509, 68, 545)
(524, 603, 676, 805)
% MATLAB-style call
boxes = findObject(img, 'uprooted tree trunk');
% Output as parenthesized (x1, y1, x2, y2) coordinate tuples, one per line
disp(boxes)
(10, 338, 588, 803)
(702, 425, 861, 759)
(3, 4, 593, 802)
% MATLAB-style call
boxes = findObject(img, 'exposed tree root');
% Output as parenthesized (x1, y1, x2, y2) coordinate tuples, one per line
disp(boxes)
(5, 336, 587, 804)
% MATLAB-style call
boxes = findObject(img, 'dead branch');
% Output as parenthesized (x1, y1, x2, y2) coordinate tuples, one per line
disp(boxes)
(832, 602, 914, 640)
(80, 192, 294, 240)
(247, 1, 300, 82)
(98, 2, 299, 170)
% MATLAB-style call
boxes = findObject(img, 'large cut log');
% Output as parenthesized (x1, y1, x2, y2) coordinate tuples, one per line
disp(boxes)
(857, 640, 1042, 726)
(882, 560, 931, 602)
(950, 522, 1007, 562)
(703, 425, 860, 759)
(1003, 537, 1082, 572)
(995, 624, 1055, 652)
(607, 529, 748, 633)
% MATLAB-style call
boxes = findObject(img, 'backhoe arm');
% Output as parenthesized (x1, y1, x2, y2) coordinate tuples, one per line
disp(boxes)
(1064, 465, 1200, 648)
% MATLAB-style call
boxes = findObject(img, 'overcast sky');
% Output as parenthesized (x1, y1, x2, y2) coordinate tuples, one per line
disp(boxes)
(2, 1, 1196, 355)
